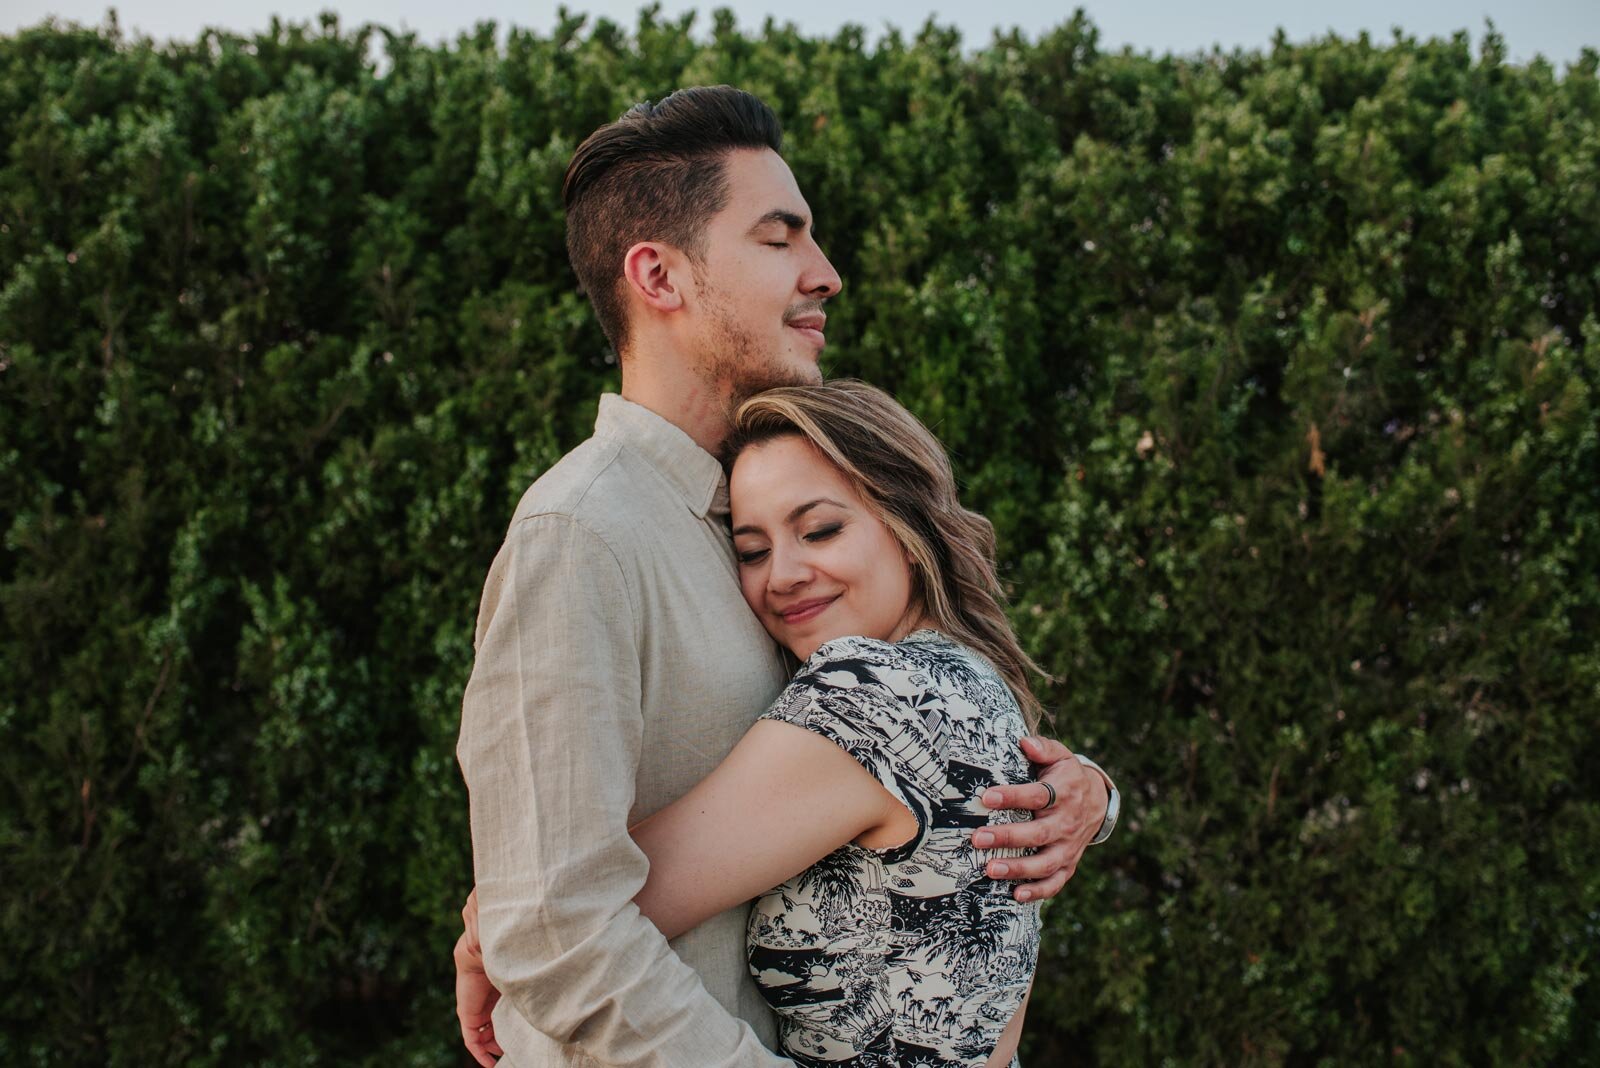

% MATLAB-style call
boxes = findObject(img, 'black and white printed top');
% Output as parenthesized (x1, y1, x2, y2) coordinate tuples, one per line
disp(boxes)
(747, 629, 1041, 1068)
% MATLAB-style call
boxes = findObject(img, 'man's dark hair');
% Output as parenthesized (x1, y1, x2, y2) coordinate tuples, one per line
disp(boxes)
(563, 86, 784, 355)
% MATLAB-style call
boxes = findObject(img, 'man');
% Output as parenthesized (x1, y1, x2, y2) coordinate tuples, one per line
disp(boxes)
(454, 86, 1119, 1067)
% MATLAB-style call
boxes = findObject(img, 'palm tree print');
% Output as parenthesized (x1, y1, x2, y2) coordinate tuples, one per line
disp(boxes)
(797, 846, 868, 924)
(747, 631, 1041, 1067)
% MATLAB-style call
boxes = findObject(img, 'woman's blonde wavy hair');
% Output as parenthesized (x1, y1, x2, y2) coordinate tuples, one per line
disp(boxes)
(724, 379, 1050, 731)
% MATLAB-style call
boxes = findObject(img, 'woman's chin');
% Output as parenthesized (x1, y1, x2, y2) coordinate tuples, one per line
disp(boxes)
(770, 630, 821, 663)
(784, 630, 856, 664)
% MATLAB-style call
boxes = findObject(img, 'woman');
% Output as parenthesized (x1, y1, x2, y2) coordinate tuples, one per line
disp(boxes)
(466, 380, 1093, 1067)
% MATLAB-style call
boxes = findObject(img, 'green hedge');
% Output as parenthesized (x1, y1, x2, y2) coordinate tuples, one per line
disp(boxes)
(2, 9, 1596, 1066)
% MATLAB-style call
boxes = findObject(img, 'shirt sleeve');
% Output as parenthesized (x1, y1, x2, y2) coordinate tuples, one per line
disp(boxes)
(758, 642, 941, 862)
(457, 512, 790, 1068)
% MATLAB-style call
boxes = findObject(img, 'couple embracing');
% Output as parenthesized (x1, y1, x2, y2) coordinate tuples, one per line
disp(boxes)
(453, 86, 1120, 1068)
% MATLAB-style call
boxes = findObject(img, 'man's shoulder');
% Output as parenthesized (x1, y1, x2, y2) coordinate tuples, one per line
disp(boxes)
(509, 435, 621, 523)
(504, 435, 665, 547)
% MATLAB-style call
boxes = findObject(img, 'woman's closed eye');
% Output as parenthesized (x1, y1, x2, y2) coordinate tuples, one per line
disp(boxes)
(735, 524, 842, 565)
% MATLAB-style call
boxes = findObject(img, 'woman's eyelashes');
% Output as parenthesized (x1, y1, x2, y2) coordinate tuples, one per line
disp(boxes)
(734, 523, 845, 566)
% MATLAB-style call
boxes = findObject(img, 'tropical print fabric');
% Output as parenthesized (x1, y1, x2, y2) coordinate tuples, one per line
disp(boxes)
(748, 630, 1041, 1068)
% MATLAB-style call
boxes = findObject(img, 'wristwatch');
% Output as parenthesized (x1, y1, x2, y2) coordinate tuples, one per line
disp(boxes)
(1074, 753, 1121, 846)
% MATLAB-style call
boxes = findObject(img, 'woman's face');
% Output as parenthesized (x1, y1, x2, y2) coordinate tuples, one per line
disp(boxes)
(730, 435, 921, 661)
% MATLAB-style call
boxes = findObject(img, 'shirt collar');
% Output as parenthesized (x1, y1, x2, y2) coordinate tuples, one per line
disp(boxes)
(594, 393, 730, 520)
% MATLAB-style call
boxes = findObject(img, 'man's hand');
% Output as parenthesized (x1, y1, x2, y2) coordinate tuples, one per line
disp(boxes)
(973, 736, 1109, 903)
(455, 887, 504, 1066)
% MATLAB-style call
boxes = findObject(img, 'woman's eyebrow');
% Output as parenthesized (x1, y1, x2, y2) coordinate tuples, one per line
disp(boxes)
(786, 498, 847, 523)
(730, 497, 848, 538)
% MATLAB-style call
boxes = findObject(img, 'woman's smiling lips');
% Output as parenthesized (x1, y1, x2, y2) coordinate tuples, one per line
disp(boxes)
(777, 595, 838, 625)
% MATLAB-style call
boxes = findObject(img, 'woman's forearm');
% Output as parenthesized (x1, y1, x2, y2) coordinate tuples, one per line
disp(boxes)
(628, 719, 903, 939)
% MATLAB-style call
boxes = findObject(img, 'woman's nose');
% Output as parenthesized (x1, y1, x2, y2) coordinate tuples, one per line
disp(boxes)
(767, 546, 812, 591)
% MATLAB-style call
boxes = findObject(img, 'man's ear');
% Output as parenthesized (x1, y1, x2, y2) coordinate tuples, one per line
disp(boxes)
(622, 241, 687, 314)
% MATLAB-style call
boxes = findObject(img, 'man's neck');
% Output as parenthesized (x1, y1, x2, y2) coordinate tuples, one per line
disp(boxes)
(619, 354, 730, 457)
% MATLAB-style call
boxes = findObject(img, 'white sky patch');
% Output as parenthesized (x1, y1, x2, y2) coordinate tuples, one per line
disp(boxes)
(4, 1, 1595, 67)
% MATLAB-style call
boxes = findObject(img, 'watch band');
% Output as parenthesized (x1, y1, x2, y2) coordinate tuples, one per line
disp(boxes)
(1074, 753, 1120, 846)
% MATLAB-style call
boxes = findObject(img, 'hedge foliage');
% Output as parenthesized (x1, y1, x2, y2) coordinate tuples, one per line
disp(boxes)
(2, 8, 1597, 1066)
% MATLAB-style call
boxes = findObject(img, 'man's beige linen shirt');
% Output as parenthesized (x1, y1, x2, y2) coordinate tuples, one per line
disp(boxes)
(458, 395, 793, 1067)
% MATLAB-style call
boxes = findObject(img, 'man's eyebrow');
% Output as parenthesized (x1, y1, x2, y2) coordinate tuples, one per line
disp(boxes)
(746, 209, 813, 236)
(731, 497, 848, 537)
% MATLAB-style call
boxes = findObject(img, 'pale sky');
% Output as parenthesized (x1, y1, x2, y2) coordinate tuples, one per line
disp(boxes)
(3, 0, 1595, 67)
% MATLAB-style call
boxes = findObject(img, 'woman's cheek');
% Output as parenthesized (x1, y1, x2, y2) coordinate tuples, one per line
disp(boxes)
(738, 568, 765, 616)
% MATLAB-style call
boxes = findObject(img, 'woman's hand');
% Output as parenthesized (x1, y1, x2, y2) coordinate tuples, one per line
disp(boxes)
(971, 736, 1110, 902)
(455, 887, 504, 1066)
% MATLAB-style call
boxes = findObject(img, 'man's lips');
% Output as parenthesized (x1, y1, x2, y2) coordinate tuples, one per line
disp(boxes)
(785, 314, 826, 348)
(777, 595, 837, 624)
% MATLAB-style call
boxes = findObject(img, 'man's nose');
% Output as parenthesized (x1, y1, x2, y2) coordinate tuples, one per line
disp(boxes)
(803, 244, 842, 300)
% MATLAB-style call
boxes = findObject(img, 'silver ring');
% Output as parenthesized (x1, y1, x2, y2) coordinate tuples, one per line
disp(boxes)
(1041, 782, 1057, 809)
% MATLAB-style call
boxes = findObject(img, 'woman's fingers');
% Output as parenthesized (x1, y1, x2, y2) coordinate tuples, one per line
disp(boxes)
(452, 927, 482, 969)
(462, 886, 481, 953)
(455, 924, 502, 1065)
(461, 1018, 503, 1068)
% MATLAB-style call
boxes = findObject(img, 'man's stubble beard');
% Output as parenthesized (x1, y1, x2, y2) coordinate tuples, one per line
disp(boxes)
(693, 281, 823, 422)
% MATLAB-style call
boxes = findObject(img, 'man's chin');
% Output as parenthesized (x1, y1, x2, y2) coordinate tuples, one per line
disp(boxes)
(779, 361, 824, 389)
(728, 357, 822, 403)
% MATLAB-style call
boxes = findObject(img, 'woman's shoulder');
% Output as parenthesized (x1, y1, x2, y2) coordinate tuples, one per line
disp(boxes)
(763, 635, 953, 825)
(802, 629, 961, 674)
(806, 632, 913, 668)
(768, 630, 989, 724)
(786, 631, 966, 701)
(763, 633, 937, 727)
(807, 630, 1007, 699)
